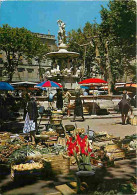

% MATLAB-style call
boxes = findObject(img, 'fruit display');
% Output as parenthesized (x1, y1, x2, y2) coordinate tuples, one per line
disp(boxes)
(0, 144, 21, 163)
(12, 162, 43, 171)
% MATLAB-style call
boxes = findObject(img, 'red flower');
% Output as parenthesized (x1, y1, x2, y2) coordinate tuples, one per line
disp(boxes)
(90, 153, 94, 157)
(81, 148, 85, 154)
(68, 149, 74, 156)
(79, 141, 86, 149)
(84, 152, 88, 156)
(69, 137, 72, 142)
(76, 134, 81, 144)
(66, 140, 69, 145)
(88, 148, 92, 153)
(68, 143, 75, 150)
(76, 146, 79, 153)
(83, 135, 88, 140)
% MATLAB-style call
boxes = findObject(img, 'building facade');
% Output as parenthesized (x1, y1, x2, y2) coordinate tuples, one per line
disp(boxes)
(0, 33, 57, 82)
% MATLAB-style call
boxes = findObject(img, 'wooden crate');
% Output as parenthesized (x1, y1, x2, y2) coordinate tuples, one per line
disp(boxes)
(42, 154, 70, 175)
(105, 144, 121, 152)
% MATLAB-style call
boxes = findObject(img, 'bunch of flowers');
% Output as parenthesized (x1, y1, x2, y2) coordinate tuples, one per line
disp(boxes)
(66, 134, 94, 171)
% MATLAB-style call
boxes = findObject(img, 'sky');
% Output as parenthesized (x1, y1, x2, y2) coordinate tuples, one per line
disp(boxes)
(0, 0, 109, 40)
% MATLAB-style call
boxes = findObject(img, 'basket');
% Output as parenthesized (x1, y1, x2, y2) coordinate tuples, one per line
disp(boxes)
(11, 162, 44, 181)
(50, 119, 62, 125)
(42, 154, 70, 175)
(74, 128, 85, 135)
(65, 125, 75, 132)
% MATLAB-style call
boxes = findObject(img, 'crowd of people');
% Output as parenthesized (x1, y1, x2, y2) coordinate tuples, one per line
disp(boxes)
(0, 88, 136, 143)
(22, 88, 84, 144)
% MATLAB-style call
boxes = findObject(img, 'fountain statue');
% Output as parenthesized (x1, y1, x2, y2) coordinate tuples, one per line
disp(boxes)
(46, 20, 80, 89)
(57, 20, 66, 45)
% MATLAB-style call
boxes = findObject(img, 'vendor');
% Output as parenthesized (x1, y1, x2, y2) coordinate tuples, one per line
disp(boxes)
(118, 91, 133, 125)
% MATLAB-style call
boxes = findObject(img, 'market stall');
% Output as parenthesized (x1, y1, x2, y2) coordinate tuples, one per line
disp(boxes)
(0, 126, 136, 193)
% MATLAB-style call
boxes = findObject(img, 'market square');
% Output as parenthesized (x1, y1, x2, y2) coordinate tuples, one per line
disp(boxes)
(0, 0, 136, 194)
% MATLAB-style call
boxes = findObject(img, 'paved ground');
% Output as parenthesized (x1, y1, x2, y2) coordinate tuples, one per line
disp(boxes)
(62, 116, 136, 138)
(0, 116, 136, 195)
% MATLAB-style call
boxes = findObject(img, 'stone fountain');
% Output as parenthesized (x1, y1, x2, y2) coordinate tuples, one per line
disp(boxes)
(46, 20, 81, 89)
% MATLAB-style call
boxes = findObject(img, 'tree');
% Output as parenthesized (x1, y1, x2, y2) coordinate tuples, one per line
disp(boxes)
(67, 0, 136, 94)
(32, 38, 49, 81)
(67, 24, 98, 79)
(0, 24, 44, 81)
(99, 0, 136, 94)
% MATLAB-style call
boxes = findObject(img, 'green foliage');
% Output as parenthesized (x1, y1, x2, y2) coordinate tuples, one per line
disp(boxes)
(67, 23, 99, 78)
(67, 0, 136, 89)
(8, 145, 34, 165)
(0, 24, 48, 81)
(32, 38, 49, 80)
(100, 0, 136, 80)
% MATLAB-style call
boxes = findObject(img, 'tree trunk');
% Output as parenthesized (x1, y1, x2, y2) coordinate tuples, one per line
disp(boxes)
(8, 71, 13, 82)
(105, 41, 114, 95)
(38, 62, 43, 82)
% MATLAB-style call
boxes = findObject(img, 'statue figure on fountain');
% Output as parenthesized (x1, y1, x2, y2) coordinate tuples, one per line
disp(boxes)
(57, 20, 66, 45)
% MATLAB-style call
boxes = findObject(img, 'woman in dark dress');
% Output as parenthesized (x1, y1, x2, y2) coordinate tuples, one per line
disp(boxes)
(118, 93, 132, 125)
(73, 92, 84, 121)
(56, 89, 63, 110)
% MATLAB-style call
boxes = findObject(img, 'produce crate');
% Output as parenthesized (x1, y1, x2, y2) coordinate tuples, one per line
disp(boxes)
(104, 144, 125, 161)
(50, 119, 62, 125)
(105, 144, 121, 152)
(131, 117, 137, 126)
(11, 162, 44, 181)
(125, 149, 136, 158)
(107, 151, 125, 161)
(57, 137, 66, 146)
(42, 154, 70, 175)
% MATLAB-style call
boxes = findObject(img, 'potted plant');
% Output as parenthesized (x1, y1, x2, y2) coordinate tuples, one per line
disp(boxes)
(66, 134, 96, 193)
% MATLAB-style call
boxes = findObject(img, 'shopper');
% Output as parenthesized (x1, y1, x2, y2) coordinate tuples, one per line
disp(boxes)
(23, 96, 38, 144)
(63, 88, 71, 117)
(72, 92, 84, 122)
(48, 91, 54, 109)
(118, 91, 132, 125)
(56, 89, 63, 110)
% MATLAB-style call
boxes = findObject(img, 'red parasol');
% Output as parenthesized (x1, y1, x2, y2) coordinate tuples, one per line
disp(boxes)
(79, 78, 107, 84)
(79, 78, 107, 115)
(35, 80, 63, 88)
